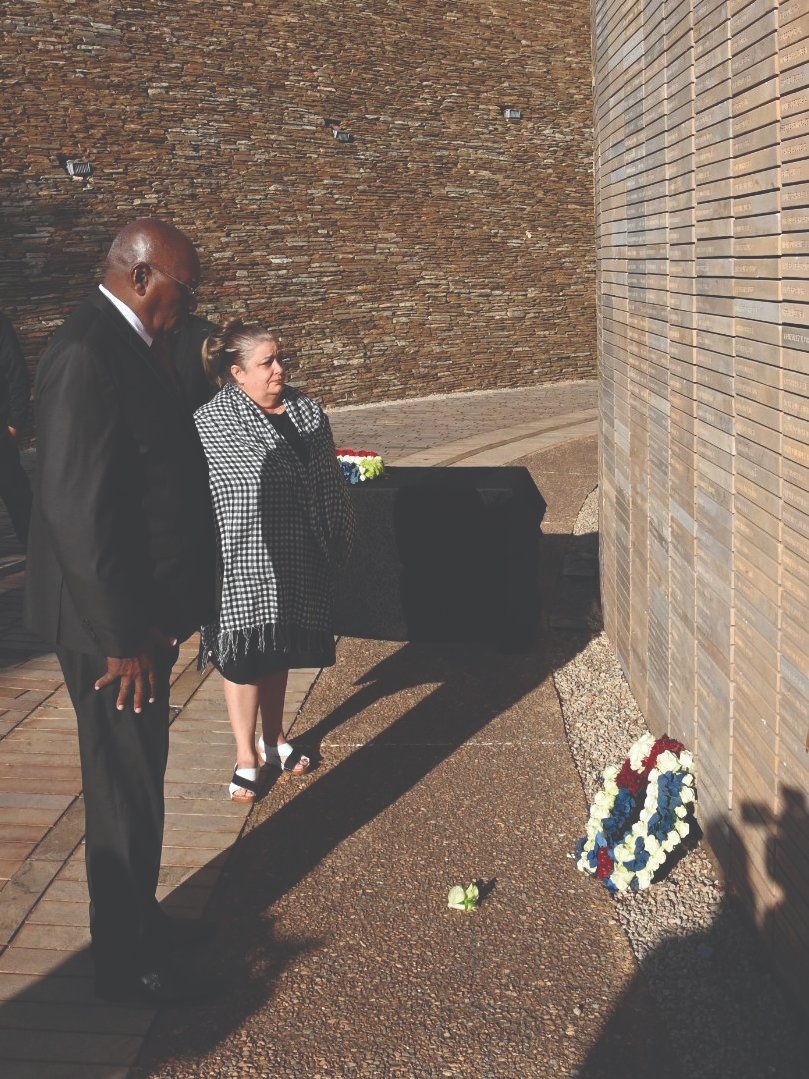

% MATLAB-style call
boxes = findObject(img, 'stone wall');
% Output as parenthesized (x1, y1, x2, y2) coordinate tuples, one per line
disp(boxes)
(2, 0, 596, 407)
(595, 0, 809, 1011)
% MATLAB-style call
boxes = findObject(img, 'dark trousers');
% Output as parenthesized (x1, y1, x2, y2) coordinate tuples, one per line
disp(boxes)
(56, 642, 179, 986)
(0, 433, 32, 546)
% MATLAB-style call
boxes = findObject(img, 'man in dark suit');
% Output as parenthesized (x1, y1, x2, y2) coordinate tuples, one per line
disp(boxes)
(169, 311, 217, 413)
(25, 218, 218, 1005)
(0, 311, 33, 545)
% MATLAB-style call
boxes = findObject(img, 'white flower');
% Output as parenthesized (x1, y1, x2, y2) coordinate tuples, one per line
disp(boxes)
(675, 820, 690, 839)
(679, 751, 694, 770)
(635, 869, 653, 890)
(656, 750, 680, 773)
(644, 835, 661, 856)
(629, 733, 655, 771)
(675, 805, 687, 819)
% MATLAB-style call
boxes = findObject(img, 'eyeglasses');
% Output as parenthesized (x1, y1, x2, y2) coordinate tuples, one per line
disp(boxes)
(148, 263, 200, 300)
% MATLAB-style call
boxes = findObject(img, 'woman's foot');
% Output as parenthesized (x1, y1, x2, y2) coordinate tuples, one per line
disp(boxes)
(228, 766, 260, 802)
(258, 737, 311, 776)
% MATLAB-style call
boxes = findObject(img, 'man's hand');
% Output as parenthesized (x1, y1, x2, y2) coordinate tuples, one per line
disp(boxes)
(93, 630, 177, 714)
(94, 652, 156, 713)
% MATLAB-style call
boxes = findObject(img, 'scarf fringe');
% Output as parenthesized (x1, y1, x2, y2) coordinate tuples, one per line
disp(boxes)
(198, 621, 333, 671)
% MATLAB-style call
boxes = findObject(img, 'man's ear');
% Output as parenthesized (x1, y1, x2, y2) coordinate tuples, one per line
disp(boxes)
(131, 262, 150, 296)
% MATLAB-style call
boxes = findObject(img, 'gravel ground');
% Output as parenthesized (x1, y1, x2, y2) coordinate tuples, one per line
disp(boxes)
(555, 488, 809, 1079)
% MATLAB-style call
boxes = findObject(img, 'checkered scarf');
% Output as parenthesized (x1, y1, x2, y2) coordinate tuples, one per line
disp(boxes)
(194, 382, 354, 665)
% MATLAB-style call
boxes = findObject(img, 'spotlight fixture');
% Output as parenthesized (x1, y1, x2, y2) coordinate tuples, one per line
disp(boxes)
(501, 106, 523, 120)
(58, 154, 94, 178)
(324, 118, 354, 143)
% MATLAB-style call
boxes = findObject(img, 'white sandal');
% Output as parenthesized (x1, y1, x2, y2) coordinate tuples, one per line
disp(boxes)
(258, 737, 311, 776)
(228, 766, 260, 802)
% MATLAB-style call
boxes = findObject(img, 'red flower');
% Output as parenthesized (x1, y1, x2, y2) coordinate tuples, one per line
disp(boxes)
(642, 735, 685, 776)
(596, 847, 614, 879)
(616, 758, 644, 795)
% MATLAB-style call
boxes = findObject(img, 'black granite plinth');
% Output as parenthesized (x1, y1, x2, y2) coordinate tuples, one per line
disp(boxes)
(333, 466, 546, 647)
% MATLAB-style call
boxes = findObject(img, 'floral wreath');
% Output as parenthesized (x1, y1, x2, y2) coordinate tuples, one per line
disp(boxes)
(575, 733, 696, 892)
(335, 447, 385, 484)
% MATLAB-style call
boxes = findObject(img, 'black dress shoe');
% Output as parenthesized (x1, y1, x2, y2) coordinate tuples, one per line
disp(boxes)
(150, 912, 216, 953)
(95, 966, 222, 1007)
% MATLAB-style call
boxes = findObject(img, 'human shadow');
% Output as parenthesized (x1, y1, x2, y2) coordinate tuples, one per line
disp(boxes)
(745, 785, 809, 1019)
(576, 807, 809, 1079)
(135, 625, 597, 1070)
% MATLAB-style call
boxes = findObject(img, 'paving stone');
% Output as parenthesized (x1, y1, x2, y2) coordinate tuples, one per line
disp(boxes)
(27, 902, 89, 928)
(0, 1028, 141, 1065)
(0, 1001, 152, 1035)
(0, 948, 93, 978)
(2, 1061, 130, 1079)
(12, 923, 91, 952)
(32, 800, 85, 863)
(0, 795, 73, 810)
(160, 847, 231, 868)
(0, 859, 66, 946)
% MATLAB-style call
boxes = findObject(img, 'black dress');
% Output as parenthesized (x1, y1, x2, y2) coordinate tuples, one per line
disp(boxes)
(210, 408, 337, 684)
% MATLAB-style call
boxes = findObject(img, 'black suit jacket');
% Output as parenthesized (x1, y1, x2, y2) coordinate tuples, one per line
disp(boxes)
(0, 311, 31, 431)
(24, 290, 216, 656)
(170, 314, 217, 415)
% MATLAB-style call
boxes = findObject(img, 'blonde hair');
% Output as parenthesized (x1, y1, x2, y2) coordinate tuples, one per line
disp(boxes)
(202, 318, 281, 388)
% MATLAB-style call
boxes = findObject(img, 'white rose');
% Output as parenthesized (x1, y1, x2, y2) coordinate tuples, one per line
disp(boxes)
(655, 750, 679, 773)
(629, 734, 655, 771)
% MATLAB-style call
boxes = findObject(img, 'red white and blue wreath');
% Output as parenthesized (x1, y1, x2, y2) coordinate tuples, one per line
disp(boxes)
(335, 448, 384, 484)
(575, 733, 696, 892)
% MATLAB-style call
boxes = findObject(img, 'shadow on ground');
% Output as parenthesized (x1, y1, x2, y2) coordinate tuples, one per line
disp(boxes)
(136, 577, 599, 1072)
(578, 796, 809, 1079)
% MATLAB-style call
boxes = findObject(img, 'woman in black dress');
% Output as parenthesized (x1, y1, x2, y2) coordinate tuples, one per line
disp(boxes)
(195, 320, 354, 801)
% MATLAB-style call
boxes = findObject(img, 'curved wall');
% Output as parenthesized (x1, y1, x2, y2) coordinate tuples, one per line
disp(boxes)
(595, 0, 809, 1010)
(2, 0, 595, 406)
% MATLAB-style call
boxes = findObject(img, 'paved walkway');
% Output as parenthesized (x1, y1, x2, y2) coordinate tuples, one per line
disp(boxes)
(0, 381, 601, 1077)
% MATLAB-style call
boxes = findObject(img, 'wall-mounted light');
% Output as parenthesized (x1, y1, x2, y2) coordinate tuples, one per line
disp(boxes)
(324, 119, 354, 143)
(501, 106, 523, 120)
(58, 154, 94, 178)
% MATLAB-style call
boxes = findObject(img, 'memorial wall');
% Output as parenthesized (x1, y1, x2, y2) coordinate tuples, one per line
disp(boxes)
(595, 0, 809, 1009)
(2, 0, 595, 407)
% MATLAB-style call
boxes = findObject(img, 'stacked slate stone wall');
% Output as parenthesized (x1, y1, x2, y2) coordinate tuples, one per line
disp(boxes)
(595, 0, 809, 1011)
(2, 0, 595, 407)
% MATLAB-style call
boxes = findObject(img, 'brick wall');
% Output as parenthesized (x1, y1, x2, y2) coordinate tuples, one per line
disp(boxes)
(595, 0, 809, 1012)
(2, 0, 596, 407)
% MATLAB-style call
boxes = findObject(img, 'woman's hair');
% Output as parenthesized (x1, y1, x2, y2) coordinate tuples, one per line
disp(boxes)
(202, 318, 281, 388)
